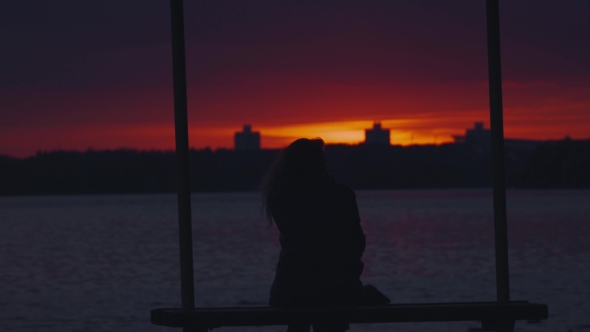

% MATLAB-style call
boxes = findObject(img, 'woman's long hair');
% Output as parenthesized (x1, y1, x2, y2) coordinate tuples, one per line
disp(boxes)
(261, 138, 327, 224)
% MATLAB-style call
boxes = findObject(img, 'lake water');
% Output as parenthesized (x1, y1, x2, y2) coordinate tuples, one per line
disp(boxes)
(0, 190, 589, 332)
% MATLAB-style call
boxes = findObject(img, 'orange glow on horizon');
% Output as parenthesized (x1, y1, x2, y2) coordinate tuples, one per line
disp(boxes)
(152, 113, 590, 150)
(2, 112, 588, 158)
(256, 119, 457, 147)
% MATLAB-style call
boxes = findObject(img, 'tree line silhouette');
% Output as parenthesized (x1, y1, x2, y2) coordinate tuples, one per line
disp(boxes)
(1, 139, 588, 195)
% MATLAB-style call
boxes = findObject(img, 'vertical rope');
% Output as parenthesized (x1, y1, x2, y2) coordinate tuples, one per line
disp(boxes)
(170, 0, 196, 313)
(486, 0, 511, 303)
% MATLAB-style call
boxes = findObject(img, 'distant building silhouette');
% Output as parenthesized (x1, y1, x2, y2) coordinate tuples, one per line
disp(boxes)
(453, 122, 491, 144)
(364, 122, 390, 145)
(234, 125, 261, 151)
(454, 122, 541, 155)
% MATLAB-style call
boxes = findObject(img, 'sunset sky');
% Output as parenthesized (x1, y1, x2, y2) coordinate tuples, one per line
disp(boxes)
(1, 0, 589, 157)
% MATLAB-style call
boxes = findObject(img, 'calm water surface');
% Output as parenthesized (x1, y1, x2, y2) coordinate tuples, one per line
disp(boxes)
(0, 190, 589, 332)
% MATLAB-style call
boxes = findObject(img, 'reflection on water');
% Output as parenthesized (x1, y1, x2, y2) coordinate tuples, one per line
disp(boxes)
(0, 190, 588, 332)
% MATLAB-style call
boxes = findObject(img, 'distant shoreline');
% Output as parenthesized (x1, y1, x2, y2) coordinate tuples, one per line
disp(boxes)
(4, 187, 590, 199)
(1, 139, 589, 195)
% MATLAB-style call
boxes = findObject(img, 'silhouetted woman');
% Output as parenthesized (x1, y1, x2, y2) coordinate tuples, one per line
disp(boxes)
(262, 138, 383, 332)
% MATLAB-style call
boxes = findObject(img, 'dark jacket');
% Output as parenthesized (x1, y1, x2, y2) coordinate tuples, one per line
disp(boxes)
(269, 175, 366, 307)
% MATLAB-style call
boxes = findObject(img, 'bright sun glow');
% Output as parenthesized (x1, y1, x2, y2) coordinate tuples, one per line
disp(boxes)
(120, 118, 464, 151)
(250, 119, 455, 148)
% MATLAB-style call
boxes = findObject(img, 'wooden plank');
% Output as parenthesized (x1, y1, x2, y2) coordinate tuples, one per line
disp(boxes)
(151, 302, 548, 328)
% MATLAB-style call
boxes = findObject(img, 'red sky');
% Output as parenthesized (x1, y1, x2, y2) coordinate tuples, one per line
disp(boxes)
(1, 1, 589, 158)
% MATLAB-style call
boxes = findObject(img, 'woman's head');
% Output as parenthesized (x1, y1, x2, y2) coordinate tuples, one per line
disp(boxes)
(281, 138, 327, 178)
(261, 138, 327, 222)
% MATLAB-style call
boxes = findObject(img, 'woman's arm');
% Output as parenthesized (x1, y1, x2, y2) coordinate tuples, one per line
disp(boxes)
(350, 195, 366, 257)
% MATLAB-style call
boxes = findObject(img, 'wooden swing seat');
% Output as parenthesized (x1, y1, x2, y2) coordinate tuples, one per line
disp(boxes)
(151, 301, 548, 331)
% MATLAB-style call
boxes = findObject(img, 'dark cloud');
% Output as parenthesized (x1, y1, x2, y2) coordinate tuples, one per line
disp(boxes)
(0, 0, 588, 156)
(2, 0, 588, 93)
(0, 0, 169, 90)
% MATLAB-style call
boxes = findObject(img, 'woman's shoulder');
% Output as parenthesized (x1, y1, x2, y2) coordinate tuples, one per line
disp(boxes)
(331, 181, 356, 200)
(273, 175, 355, 201)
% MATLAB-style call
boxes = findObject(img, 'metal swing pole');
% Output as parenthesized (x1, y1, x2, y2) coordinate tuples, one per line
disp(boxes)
(170, 0, 196, 316)
(486, 0, 510, 303)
